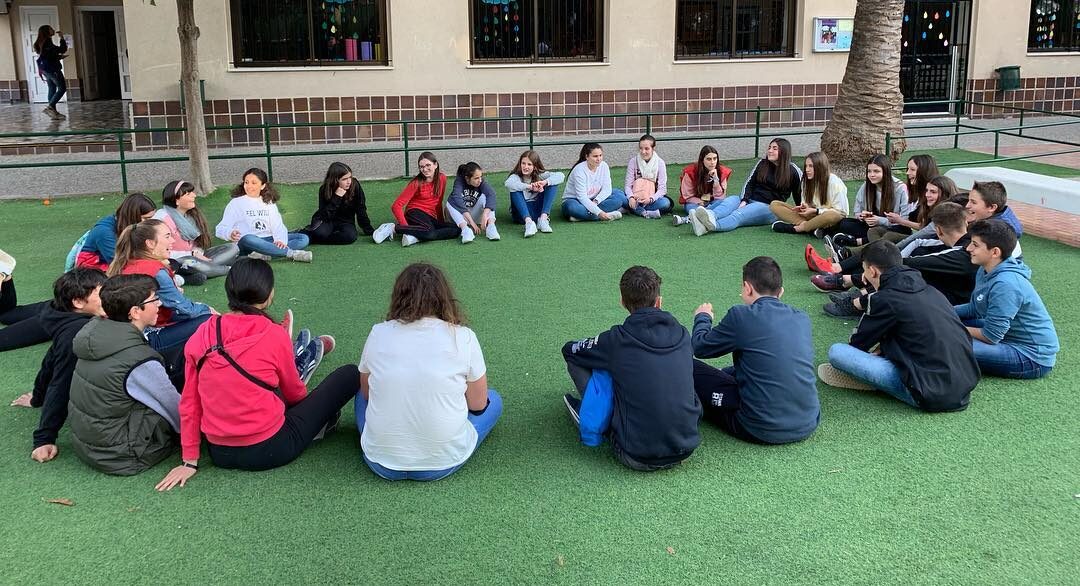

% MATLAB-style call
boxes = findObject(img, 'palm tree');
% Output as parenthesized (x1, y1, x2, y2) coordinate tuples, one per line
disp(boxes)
(820, 0, 907, 177)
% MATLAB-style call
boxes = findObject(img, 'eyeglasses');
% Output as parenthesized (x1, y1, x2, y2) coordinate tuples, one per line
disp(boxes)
(138, 296, 161, 309)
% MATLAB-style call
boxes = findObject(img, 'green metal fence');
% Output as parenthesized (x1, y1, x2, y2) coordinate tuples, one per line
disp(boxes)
(1, 99, 1078, 194)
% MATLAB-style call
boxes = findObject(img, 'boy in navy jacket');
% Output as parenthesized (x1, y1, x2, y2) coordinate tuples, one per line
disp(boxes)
(561, 266, 701, 471)
(692, 257, 820, 444)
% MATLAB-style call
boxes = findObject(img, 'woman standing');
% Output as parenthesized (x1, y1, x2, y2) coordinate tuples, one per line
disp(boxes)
(33, 25, 68, 120)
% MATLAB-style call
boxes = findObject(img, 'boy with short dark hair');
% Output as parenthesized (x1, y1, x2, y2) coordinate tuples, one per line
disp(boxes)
(8, 268, 108, 463)
(820, 240, 979, 412)
(967, 181, 1023, 238)
(561, 265, 701, 471)
(68, 274, 181, 475)
(955, 219, 1058, 379)
(691, 256, 820, 444)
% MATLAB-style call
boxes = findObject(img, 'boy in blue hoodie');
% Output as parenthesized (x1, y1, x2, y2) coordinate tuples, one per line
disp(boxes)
(561, 266, 702, 471)
(955, 219, 1058, 379)
(692, 257, 820, 443)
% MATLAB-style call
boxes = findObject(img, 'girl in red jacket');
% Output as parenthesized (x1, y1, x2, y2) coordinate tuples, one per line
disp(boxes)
(156, 258, 357, 489)
(371, 151, 461, 247)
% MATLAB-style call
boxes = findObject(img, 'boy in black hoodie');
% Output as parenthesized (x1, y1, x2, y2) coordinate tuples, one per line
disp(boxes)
(819, 240, 979, 412)
(691, 256, 820, 444)
(561, 266, 702, 471)
(9, 269, 107, 462)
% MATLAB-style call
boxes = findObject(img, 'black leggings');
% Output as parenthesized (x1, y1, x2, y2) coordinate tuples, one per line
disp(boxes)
(397, 209, 460, 242)
(832, 218, 871, 241)
(0, 279, 50, 352)
(691, 360, 768, 445)
(207, 365, 359, 471)
(305, 221, 358, 245)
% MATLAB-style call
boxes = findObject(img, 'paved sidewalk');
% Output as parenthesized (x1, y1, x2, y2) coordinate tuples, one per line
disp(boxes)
(1, 113, 1077, 199)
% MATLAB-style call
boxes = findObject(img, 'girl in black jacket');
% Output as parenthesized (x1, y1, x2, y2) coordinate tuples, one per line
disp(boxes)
(302, 162, 374, 245)
(33, 25, 68, 119)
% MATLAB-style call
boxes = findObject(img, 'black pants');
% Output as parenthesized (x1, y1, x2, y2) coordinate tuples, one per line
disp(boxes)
(832, 218, 871, 241)
(0, 279, 50, 352)
(397, 209, 460, 242)
(305, 221, 358, 245)
(692, 360, 768, 445)
(207, 365, 359, 471)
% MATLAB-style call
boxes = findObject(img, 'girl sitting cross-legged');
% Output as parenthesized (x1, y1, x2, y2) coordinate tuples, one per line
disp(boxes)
(300, 162, 375, 245)
(623, 134, 673, 219)
(561, 143, 628, 222)
(155, 180, 239, 285)
(372, 152, 460, 247)
(769, 151, 848, 236)
(216, 168, 312, 263)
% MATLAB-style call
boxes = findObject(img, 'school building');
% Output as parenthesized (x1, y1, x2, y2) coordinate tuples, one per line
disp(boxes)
(0, 0, 1077, 152)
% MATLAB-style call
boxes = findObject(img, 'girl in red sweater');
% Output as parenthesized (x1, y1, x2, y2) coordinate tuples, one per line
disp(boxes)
(371, 151, 461, 247)
(156, 258, 357, 489)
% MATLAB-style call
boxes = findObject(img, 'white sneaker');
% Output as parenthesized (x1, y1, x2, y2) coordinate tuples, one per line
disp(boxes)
(689, 210, 707, 237)
(0, 249, 16, 279)
(287, 249, 313, 262)
(372, 222, 395, 244)
(247, 252, 272, 261)
(537, 217, 553, 233)
(693, 206, 717, 233)
(672, 214, 688, 226)
(524, 220, 538, 238)
(401, 234, 419, 247)
(460, 226, 476, 244)
(485, 223, 501, 241)
(643, 210, 661, 219)
(605, 210, 623, 221)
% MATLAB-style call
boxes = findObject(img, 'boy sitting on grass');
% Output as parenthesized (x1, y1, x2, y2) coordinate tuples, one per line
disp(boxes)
(819, 240, 980, 412)
(691, 256, 820, 444)
(561, 265, 701, 471)
(955, 219, 1058, 379)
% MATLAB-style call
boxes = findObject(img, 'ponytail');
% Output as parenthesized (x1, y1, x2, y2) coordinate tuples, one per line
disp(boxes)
(107, 220, 165, 277)
(457, 162, 482, 182)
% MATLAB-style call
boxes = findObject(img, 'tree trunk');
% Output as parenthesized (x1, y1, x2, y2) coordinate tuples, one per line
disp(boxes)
(177, 0, 213, 194)
(820, 0, 908, 178)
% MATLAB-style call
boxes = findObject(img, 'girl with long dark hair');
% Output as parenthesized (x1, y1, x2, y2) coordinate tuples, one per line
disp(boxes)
(372, 152, 460, 246)
(217, 168, 312, 262)
(560, 143, 628, 222)
(672, 145, 731, 226)
(154, 181, 238, 284)
(33, 25, 68, 119)
(770, 151, 848, 235)
(301, 162, 374, 245)
(446, 162, 500, 243)
(827, 155, 911, 248)
(73, 193, 157, 271)
(505, 150, 564, 237)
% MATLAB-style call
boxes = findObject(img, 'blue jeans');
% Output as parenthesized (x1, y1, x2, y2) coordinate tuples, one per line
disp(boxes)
(630, 196, 673, 216)
(706, 197, 777, 232)
(356, 389, 503, 481)
(961, 318, 1052, 379)
(42, 69, 67, 108)
(510, 186, 558, 223)
(145, 313, 211, 354)
(561, 190, 629, 221)
(238, 233, 309, 258)
(828, 343, 918, 407)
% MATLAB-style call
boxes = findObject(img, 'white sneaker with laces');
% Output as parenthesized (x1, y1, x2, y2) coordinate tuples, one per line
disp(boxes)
(606, 210, 623, 221)
(287, 249, 313, 262)
(485, 223, 501, 241)
(693, 206, 717, 232)
(247, 252, 272, 261)
(460, 226, 476, 244)
(672, 214, 688, 226)
(524, 220, 538, 238)
(643, 209, 661, 219)
(537, 217, 552, 233)
(372, 222, 395, 244)
(401, 234, 419, 247)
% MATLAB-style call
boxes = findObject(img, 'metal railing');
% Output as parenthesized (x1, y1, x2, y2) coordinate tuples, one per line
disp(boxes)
(1, 99, 1078, 194)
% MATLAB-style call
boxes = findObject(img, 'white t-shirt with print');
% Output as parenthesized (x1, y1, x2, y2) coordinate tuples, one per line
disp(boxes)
(214, 195, 288, 243)
(358, 317, 486, 471)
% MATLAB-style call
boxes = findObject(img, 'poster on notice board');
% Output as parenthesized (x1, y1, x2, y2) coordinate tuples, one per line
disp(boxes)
(813, 17, 853, 52)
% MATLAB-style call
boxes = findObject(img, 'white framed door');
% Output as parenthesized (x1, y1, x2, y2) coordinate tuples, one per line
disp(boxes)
(20, 5, 63, 104)
(75, 6, 131, 100)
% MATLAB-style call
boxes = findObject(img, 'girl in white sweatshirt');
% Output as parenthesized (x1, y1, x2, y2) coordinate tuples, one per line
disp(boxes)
(560, 143, 628, 222)
(215, 168, 312, 262)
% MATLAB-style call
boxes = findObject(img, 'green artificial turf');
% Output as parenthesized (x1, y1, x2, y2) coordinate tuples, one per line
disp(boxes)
(1, 151, 1077, 584)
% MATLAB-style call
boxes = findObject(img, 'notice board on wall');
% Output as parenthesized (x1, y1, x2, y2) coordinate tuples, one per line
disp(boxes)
(813, 17, 853, 52)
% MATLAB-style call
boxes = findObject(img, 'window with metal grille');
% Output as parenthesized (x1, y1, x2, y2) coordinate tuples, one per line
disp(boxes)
(469, 0, 604, 63)
(675, 0, 796, 59)
(231, 0, 389, 67)
(1028, 0, 1080, 52)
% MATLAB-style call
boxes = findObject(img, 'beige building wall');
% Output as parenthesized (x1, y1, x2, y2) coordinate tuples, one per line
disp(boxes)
(126, 0, 864, 102)
(0, 13, 17, 79)
(968, 0, 1080, 79)
(8, 0, 79, 81)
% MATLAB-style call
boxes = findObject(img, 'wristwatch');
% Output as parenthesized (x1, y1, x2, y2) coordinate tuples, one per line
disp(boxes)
(182, 461, 199, 471)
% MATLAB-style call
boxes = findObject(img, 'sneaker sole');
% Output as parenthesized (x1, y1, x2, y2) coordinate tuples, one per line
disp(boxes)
(817, 364, 876, 391)
(563, 394, 581, 425)
(689, 211, 707, 236)
(318, 334, 336, 355)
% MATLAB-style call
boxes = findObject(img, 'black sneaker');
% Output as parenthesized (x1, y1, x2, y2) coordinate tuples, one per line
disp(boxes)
(824, 295, 862, 318)
(563, 393, 581, 425)
(833, 233, 858, 247)
(836, 246, 852, 262)
(771, 221, 797, 234)
(181, 271, 208, 286)
(828, 290, 860, 304)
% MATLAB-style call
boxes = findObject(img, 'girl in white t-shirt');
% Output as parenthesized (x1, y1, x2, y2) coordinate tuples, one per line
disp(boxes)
(355, 262, 502, 481)
(215, 168, 312, 262)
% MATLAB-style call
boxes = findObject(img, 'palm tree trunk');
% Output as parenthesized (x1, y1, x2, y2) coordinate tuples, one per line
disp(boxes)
(821, 0, 908, 178)
(177, 0, 214, 194)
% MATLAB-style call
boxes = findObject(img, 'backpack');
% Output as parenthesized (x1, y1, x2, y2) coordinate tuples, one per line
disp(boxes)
(64, 230, 90, 272)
